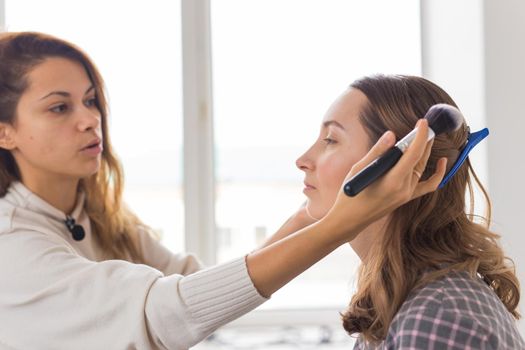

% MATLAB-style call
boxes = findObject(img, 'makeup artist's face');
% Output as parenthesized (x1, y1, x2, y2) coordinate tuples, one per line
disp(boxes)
(296, 88, 371, 219)
(2, 57, 103, 183)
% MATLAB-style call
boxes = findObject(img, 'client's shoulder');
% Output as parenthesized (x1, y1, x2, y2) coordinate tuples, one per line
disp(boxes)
(396, 269, 502, 321)
(386, 269, 524, 349)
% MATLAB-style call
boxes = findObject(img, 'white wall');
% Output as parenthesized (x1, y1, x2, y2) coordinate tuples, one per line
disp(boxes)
(421, 0, 525, 336)
(420, 0, 487, 188)
(483, 0, 525, 335)
(0, 0, 4, 30)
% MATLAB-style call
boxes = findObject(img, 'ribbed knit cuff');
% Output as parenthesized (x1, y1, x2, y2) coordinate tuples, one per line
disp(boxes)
(179, 256, 268, 334)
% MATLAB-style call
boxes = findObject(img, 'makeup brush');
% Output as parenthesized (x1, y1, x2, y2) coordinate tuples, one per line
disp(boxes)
(343, 103, 464, 197)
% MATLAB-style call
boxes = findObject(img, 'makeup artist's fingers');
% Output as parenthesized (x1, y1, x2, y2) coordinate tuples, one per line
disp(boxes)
(343, 130, 396, 182)
(412, 157, 447, 198)
(390, 119, 429, 178)
(412, 138, 434, 181)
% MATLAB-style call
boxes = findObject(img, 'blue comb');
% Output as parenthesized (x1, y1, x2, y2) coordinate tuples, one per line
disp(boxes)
(438, 128, 489, 189)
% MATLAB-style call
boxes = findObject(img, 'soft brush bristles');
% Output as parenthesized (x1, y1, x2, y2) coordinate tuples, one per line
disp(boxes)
(424, 103, 464, 136)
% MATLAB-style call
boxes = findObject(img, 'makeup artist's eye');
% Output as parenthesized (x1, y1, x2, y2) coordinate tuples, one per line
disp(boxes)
(85, 97, 97, 108)
(49, 103, 68, 114)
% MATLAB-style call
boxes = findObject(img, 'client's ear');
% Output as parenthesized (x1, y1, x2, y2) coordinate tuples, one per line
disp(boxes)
(0, 123, 16, 150)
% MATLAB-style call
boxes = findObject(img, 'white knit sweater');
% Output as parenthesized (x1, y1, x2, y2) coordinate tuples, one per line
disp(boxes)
(0, 182, 267, 350)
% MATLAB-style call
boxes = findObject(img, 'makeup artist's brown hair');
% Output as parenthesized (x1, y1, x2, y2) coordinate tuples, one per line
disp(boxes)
(341, 75, 520, 343)
(0, 31, 152, 263)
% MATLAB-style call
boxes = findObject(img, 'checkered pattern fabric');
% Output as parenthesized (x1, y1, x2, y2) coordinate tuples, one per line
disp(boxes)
(353, 270, 524, 349)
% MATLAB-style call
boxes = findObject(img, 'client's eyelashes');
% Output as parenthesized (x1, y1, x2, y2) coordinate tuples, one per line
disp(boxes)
(323, 137, 338, 145)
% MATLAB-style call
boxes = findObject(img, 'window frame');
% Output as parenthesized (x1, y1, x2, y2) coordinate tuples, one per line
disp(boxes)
(181, 0, 217, 266)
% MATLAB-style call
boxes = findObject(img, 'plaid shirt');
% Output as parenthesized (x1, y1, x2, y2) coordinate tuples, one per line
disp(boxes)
(354, 270, 525, 349)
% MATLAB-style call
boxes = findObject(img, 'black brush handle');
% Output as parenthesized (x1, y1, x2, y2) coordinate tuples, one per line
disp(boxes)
(343, 146, 404, 197)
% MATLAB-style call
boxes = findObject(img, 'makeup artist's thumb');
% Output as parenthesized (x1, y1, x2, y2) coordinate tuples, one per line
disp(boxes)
(344, 131, 396, 181)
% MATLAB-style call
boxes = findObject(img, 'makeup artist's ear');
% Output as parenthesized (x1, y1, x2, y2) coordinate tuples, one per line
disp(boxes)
(0, 123, 16, 150)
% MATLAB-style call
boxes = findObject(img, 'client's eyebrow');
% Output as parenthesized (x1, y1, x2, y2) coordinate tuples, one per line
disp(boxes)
(323, 120, 346, 130)
(39, 85, 95, 100)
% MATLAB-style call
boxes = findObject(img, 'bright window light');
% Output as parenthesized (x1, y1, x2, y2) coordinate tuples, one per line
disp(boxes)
(211, 0, 421, 310)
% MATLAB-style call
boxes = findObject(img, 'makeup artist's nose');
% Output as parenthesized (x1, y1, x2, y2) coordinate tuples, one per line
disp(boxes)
(77, 108, 101, 132)
(296, 149, 315, 172)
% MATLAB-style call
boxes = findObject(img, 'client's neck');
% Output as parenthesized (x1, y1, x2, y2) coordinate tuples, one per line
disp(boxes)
(349, 216, 389, 262)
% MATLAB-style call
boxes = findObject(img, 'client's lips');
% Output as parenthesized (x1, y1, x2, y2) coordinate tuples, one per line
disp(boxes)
(304, 182, 316, 190)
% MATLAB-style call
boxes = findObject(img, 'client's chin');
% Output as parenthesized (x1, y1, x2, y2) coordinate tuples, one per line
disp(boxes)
(305, 202, 327, 221)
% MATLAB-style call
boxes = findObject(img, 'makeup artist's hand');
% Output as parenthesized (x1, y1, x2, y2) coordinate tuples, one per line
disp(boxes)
(322, 119, 448, 243)
(246, 120, 447, 298)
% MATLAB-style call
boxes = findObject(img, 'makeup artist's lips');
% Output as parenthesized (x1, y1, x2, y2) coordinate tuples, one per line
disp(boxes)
(80, 138, 103, 156)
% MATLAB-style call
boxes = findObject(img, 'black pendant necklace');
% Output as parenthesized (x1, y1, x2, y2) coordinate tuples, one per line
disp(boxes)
(65, 215, 85, 241)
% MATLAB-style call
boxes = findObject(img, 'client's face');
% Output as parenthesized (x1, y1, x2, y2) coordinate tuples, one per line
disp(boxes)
(296, 88, 371, 219)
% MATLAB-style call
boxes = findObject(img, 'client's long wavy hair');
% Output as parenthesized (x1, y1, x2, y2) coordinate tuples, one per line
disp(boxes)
(0, 32, 152, 263)
(342, 75, 520, 343)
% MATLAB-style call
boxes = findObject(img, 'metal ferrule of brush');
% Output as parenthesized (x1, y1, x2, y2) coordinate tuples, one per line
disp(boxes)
(396, 127, 436, 153)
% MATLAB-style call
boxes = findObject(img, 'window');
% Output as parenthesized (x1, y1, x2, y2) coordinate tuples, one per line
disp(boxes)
(211, 0, 421, 311)
(5, 0, 185, 250)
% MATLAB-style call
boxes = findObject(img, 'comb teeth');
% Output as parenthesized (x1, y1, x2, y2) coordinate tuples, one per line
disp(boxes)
(424, 103, 464, 136)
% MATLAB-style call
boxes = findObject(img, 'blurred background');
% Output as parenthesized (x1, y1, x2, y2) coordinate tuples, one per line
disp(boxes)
(1, 0, 523, 348)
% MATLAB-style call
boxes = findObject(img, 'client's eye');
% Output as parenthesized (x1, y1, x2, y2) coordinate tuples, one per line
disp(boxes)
(323, 137, 337, 145)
